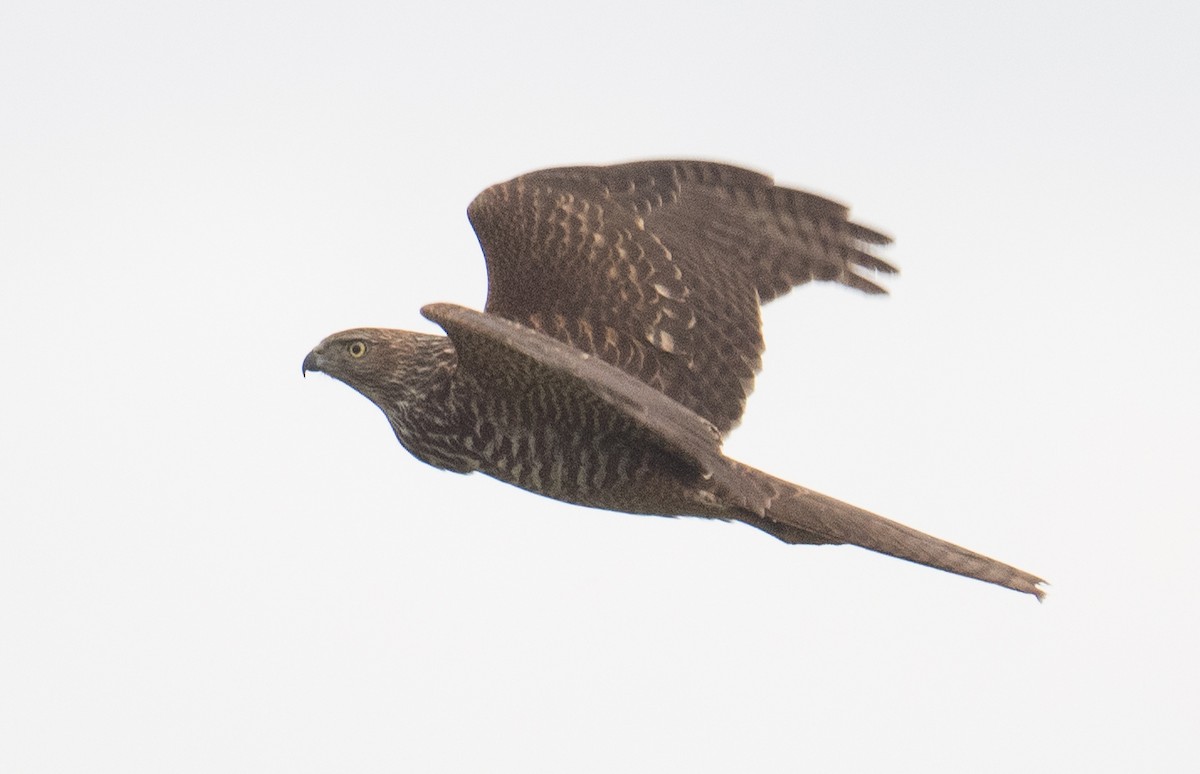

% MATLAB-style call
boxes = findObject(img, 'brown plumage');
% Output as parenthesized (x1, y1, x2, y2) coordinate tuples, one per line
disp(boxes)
(303, 160, 1046, 599)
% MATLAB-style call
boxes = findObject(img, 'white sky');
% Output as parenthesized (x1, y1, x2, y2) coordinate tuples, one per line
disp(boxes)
(2, 1, 1197, 771)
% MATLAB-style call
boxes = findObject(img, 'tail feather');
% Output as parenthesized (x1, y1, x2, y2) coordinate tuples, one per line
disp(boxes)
(737, 467, 1046, 600)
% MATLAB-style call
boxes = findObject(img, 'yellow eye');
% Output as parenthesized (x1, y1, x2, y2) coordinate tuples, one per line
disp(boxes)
(347, 341, 367, 358)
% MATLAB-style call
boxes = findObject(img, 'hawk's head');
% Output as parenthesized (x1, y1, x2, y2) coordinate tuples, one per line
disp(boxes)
(303, 327, 455, 408)
(303, 328, 393, 383)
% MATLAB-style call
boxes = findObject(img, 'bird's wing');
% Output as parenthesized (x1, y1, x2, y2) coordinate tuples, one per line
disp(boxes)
(466, 160, 895, 436)
(421, 303, 771, 513)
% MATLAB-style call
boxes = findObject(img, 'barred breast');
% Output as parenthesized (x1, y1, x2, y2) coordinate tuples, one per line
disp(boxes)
(447, 371, 725, 517)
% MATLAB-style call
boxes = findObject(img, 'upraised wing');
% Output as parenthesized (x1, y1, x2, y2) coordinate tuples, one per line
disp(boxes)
(466, 160, 895, 436)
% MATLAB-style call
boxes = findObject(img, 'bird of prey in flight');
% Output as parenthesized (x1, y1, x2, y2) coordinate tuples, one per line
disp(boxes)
(303, 160, 1045, 599)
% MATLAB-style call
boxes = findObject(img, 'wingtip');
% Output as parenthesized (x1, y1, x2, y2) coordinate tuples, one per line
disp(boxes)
(849, 222, 894, 246)
(843, 271, 890, 295)
(852, 249, 900, 275)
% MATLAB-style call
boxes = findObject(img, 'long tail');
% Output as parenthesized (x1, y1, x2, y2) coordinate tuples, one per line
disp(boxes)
(731, 465, 1046, 600)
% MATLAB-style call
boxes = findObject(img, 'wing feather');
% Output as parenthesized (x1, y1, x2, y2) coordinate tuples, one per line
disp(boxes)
(467, 160, 895, 435)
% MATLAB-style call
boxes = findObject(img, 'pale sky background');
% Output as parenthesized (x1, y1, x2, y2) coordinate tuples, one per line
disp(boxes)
(2, 1, 1197, 771)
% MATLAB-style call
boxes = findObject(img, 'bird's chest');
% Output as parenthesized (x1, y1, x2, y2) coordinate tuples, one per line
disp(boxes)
(451, 386, 705, 513)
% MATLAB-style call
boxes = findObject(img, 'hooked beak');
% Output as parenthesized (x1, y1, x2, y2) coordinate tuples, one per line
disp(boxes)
(302, 349, 322, 377)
